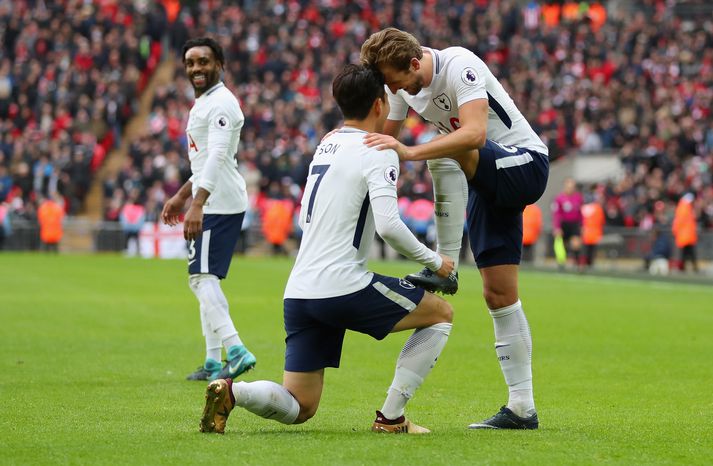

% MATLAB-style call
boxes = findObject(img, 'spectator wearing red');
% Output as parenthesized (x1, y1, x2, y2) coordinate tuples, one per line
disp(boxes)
(119, 189, 147, 256)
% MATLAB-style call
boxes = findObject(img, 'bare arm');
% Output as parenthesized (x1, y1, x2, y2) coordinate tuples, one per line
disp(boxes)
(160, 179, 211, 241)
(364, 99, 488, 161)
(183, 187, 210, 241)
(161, 179, 193, 226)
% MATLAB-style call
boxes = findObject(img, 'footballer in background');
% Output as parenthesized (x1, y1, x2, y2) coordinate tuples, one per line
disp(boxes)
(161, 37, 256, 382)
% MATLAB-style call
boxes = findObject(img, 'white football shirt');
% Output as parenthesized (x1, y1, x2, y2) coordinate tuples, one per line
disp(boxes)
(387, 47, 548, 155)
(284, 128, 436, 299)
(186, 82, 248, 214)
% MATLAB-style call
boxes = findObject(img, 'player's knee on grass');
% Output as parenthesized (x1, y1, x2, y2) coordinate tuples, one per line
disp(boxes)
(294, 402, 319, 424)
(282, 370, 323, 424)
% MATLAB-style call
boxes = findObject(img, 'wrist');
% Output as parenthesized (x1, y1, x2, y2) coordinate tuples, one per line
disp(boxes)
(403, 146, 418, 161)
(428, 252, 443, 271)
(407, 145, 427, 161)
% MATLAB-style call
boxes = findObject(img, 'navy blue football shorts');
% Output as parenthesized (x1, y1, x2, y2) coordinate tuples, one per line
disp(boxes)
(187, 212, 244, 279)
(283, 273, 426, 372)
(467, 140, 549, 268)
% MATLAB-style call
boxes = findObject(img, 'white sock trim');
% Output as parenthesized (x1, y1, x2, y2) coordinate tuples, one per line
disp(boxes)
(489, 300, 522, 317)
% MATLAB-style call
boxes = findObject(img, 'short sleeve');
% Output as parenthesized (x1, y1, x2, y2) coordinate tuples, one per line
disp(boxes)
(363, 148, 399, 199)
(386, 87, 410, 121)
(206, 94, 244, 132)
(446, 49, 488, 108)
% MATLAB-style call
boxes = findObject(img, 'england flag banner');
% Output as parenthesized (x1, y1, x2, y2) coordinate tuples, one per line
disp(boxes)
(139, 222, 187, 259)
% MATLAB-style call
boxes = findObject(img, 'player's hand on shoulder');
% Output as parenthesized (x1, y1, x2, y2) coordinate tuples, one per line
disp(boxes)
(364, 133, 412, 160)
(435, 253, 455, 278)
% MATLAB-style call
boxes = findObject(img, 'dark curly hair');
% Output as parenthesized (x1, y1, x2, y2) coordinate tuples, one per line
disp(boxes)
(182, 37, 225, 68)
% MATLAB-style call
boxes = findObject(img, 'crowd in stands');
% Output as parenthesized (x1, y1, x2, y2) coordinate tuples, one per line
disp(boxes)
(1, 1, 712, 260)
(0, 0, 165, 219)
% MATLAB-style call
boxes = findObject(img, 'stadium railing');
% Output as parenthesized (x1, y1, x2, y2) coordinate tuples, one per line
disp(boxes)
(1, 220, 710, 271)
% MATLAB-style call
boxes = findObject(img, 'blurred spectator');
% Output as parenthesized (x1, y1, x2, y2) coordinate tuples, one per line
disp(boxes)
(37, 193, 64, 252)
(403, 196, 435, 249)
(0, 201, 10, 249)
(262, 199, 294, 256)
(236, 201, 255, 254)
(0, 0, 165, 216)
(119, 188, 146, 256)
(672, 192, 699, 272)
(0, 165, 12, 200)
(645, 228, 673, 276)
(261, 181, 295, 256)
(3, 0, 710, 257)
(552, 178, 583, 268)
(581, 192, 606, 268)
(522, 203, 542, 263)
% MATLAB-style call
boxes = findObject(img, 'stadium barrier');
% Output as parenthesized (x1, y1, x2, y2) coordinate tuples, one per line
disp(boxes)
(1, 218, 711, 272)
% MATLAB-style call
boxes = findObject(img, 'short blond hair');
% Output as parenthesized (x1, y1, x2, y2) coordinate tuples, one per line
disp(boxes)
(360, 27, 423, 72)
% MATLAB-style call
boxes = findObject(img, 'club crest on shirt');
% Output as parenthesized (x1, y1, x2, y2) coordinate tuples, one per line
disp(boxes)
(461, 67, 478, 86)
(384, 165, 398, 185)
(433, 93, 452, 111)
(214, 114, 230, 129)
(399, 278, 416, 289)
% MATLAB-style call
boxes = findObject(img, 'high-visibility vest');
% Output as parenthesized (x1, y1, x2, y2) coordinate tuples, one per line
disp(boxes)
(262, 199, 293, 245)
(672, 199, 697, 247)
(581, 202, 605, 245)
(522, 204, 542, 246)
(542, 3, 561, 27)
(38, 200, 65, 244)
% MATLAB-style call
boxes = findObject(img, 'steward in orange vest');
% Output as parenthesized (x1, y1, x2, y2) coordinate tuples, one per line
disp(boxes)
(672, 193, 698, 272)
(522, 204, 542, 262)
(37, 195, 65, 252)
(581, 201, 605, 267)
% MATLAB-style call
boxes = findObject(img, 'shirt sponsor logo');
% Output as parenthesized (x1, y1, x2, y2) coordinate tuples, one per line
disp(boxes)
(461, 67, 478, 85)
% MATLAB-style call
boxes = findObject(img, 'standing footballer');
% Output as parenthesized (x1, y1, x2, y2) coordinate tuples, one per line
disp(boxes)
(162, 37, 256, 382)
(361, 28, 549, 429)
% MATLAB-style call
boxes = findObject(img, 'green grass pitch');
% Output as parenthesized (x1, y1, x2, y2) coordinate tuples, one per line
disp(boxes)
(1, 253, 712, 465)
